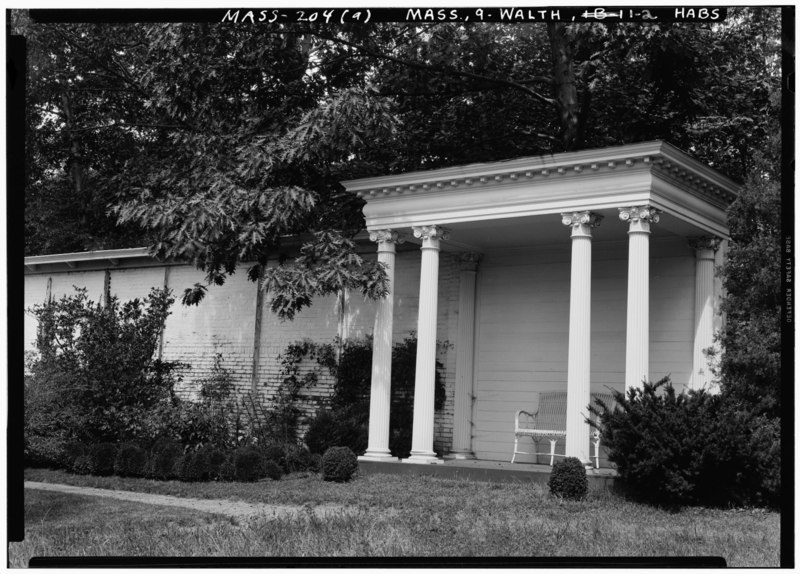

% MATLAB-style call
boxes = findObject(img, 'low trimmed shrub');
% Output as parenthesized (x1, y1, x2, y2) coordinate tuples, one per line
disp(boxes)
(233, 447, 265, 482)
(177, 450, 209, 482)
(148, 439, 183, 480)
(321, 446, 358, 482)
(199, 445, 228, 481)
(89, 442, 118, 476)
(73, 454, 95, 475)
(548, 457, 588, 501)
(59, 440, 87, 471)
(285, 445, 321, 473)
(114, 443, 148, 477)
(263, 460, 283, 481)
(218, 454, 236, 482)
(262, 445, 287, 473)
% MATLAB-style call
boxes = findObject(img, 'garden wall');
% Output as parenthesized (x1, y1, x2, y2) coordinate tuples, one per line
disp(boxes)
(23, 248, 461, 454)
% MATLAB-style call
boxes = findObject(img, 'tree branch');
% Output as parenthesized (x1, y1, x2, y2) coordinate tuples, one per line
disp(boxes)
(311, 31, 556, 108)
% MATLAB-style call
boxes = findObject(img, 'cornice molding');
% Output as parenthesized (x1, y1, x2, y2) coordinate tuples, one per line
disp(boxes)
(342, 141, 740, 210)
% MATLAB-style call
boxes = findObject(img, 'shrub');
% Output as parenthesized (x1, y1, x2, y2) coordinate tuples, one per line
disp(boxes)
(284, 445, 321, 473)
(304, 409, 367, 456)
(89, 442, 118, 476)
(114, 443, 148, 477)
(27, 288, 183, 446)
(148, 439, 183, 480)
(233, 447, 265, 482)
(72, 454, 95, 475)
(590, 377, 781, 508)
(321, 446, 358, 483)
(177, 448, 223, 482)
(263, 460, 283, 481)
(59, 440, 87, 471)
(548, 457, 588, 501)
(218, 454, 236, 482)
(262, 445, 287, 473)
(198, 445, 228, 481)
(24, 434, 67, 469)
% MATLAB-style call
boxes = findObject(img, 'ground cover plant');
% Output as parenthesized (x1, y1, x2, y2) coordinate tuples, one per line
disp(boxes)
(14, 469, 780, 566)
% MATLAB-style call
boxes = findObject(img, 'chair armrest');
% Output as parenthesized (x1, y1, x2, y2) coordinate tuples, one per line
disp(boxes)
(515, 410, 537, 432)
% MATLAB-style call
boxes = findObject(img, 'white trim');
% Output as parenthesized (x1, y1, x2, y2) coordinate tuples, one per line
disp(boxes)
(344, 142, 739, 238)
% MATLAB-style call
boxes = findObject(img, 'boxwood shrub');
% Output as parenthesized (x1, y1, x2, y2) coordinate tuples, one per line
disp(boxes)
(548, 457, 588, 501)
(321, 446, 358, 482)
(114, 443, 148, 477)
(89, 442, 118, 476)
(233, 446, 265, 482)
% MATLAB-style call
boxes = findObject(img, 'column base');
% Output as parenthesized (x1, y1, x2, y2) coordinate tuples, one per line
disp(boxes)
(444, 451, 476, 460)
(358, 452, 399, 462)
(403, 452, 444, 465)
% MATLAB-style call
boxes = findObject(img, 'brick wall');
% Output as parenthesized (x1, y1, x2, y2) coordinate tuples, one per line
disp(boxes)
(23, 250, 462, 453)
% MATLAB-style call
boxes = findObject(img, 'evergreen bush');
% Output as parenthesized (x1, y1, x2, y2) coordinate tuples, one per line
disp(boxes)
(262, 444, 287, 473)
(284, 445, 321, 473)
(590, 377, 781, 508)
(548, 457, 588, 501)
(72, 454, 95, 475)
(198, 445, 228, 481)
(233, 447, 265, 482)
(176, 448, 218, 482)
(89, 442, 118, 476)
(59, 440, 87, 471)
(263, 460, 283, 481)
(114, 443, 148, 477)
(218, 454, 236, 482)
(148, 439, 183, 480)
(321, 446, 358, 482)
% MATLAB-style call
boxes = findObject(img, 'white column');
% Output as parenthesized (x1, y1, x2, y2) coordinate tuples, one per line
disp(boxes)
(689, 236, 721, 391)
(562, 212, 602, 465)
(447, 252, 481, 459)
(361, 230, 402, 460)
(619, 206, 660, 390)
(405, 225, 450, 464)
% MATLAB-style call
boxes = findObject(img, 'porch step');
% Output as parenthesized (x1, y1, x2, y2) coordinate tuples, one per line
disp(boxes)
(358, 458, 617, 492)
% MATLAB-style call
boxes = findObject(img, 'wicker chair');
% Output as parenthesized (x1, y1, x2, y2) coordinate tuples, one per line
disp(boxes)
(512, 391, 616, 468)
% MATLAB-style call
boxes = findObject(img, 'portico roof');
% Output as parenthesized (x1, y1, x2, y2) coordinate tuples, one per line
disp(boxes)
(341, 141, 740, 249)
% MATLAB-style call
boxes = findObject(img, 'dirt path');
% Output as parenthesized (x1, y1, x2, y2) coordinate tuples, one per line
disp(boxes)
(24, 481, 351, 521)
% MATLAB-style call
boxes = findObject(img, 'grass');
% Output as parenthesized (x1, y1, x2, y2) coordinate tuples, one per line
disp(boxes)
(11, 468, 780, 566)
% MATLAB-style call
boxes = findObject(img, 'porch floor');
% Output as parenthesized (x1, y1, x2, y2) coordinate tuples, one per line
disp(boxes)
(358, 457, 617, 492)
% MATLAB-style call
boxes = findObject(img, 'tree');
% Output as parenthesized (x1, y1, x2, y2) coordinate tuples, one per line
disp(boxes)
(19, 10, 781, 321)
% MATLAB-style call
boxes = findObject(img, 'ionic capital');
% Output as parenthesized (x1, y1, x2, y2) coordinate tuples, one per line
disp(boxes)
(413, 225, 451, 242)
(688, 236, 721, 255)
(458, 252, 483, 271)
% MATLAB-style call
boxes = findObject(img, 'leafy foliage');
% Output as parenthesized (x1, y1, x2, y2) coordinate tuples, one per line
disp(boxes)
(548, 457, 588, 501)
(301, 335, 446, 457)
(18, 11, 780, 322)
(321, 446, 358, 482)
(590, 377, 780, 508)
(27, 287, 183, 445)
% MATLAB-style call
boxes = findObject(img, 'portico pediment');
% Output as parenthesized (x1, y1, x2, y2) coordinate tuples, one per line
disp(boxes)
(342, 141, 740, 239)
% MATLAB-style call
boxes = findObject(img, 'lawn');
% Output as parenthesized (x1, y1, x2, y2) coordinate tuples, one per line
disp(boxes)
(10, 468, 780, 566)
